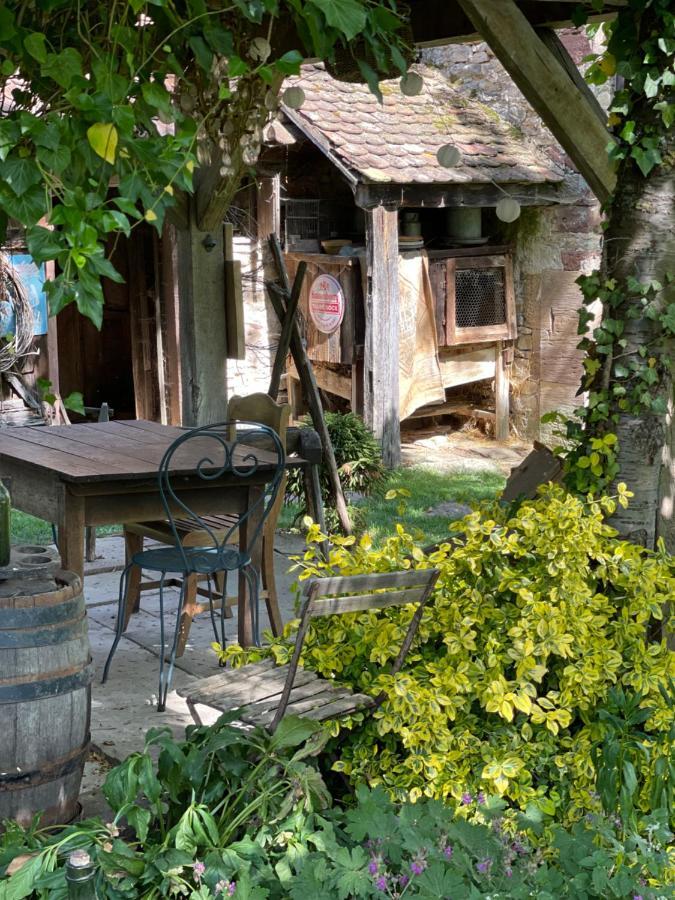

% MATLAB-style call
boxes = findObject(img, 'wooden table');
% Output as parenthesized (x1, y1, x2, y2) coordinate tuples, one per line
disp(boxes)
(0, 419, 302, 646)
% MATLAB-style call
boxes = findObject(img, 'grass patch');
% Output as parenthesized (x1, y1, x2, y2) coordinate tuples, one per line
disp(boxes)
(279, 465, 505, 546)
(11, 510, 120, 546)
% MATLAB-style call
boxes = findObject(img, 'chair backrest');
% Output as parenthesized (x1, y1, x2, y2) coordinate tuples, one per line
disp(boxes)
(227, 394, 290, 539)
(157, 420, 285, 572)
(270, 568, 440, 731)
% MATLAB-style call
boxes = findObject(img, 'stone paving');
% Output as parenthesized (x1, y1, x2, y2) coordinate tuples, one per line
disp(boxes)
(78, 531, 305, 815)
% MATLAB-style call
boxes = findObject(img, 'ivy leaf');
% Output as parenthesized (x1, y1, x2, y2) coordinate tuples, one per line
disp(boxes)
(27, 225, 64, 261)
(308, 0, 367, 40)
(87, 122, 118, 164)
(275, 49, 304, 75)
(643, 71, 660, 98)
(41, 48, 83, 88)
(2, 156, 42, 194)
(24, 32, 48, 64)
(659, 304, 675, 334)
(631, 145, 661, 176)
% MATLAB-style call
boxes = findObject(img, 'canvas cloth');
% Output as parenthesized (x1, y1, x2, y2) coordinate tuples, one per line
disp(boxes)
(397, 251, 445, 419)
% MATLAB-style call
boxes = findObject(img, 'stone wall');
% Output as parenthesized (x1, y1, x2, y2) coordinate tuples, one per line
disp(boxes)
(424, 30, 609, 440)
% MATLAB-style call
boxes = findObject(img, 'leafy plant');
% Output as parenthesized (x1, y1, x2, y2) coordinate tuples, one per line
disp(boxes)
(0, 713, 330, 898)
(221, 484, 675, 825)
(3, 783, 672, 898)
(286, 412, 387, 532)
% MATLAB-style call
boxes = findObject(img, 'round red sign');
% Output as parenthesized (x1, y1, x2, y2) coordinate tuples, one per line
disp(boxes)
(308, 274, 345, 335)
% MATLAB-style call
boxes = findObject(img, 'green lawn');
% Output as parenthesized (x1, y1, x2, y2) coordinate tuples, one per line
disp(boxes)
(280, 465, 505, 546)
(11, 510, 120, 546)
(11, 466, 504, 550)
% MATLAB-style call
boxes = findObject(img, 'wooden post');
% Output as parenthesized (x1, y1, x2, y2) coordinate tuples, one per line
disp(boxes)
(257, 175, 281, 242)
(173, 199, 228, 426)
(495, 340, 509, 443)
(268, 261, 306, 400)
(456, 0, 616, 204)
(363, 206, 401, 468)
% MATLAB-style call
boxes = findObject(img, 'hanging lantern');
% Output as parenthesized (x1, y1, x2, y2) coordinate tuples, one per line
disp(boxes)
(437, 144, 462, 168)
(282, 86, 305, 109)
(496, 196, 521, 223)
(400, 72, 424, 96)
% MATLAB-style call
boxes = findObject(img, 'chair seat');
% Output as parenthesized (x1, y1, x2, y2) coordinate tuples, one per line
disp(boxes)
(127, 514, 240, 545)
(178, 659, 374, 727)
(132, 544, 248, 575)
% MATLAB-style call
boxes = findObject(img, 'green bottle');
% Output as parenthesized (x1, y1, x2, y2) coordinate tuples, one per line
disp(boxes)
(65, 849, 97, 899)
(0, 479, 10, 567)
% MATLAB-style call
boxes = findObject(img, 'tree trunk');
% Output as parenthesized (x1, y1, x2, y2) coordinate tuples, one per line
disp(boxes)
(601, 131, 675, 548)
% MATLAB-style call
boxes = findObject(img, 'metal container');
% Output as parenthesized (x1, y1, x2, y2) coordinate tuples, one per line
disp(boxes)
(446, 207, 482, 240)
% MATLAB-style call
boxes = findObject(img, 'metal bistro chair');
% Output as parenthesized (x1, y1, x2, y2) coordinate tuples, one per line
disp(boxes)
(102, 420, 285, 711)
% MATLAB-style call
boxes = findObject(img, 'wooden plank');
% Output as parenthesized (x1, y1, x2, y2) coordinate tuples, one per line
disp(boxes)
(1, 427, 155, 476)
(456, 0, 616, 204)
(429, 259, 446, 345)
(444, 257, 457, 346)
(224, 221, 246, 361)
(312, 570, 436, 596)
(354, 181, 566, 211)
(160, 223, 183, 425)
(183, 663, 317, 709)
(308, 587, 428, 617)
(439, 347, 496, 389)
(502, 440, 563, 502)
(0, 431, 103, 479)
(495, 340, 510, 442)
(257, 175, 281, 244)
(537, 27, 608, 127)
(289, 360, 352, 402)
(245, 686, 357, 726)
(363, 206, 400, 467)
(302, 693, 375, 720)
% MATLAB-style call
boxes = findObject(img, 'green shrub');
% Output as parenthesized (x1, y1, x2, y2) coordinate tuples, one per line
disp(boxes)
(221, 484, 675, 826)
(285, 412, 386, 532)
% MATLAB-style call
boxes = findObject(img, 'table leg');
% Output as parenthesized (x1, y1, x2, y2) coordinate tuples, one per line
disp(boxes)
(58, 490, 85, 580)
(238, 485, 264, 647)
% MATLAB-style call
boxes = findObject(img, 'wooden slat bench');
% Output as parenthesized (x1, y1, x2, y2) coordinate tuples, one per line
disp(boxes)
(179, 568, 440, 732)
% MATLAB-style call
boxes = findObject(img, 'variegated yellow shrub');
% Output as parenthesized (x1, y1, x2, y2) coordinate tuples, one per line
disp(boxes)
(216, 484, 674, 825)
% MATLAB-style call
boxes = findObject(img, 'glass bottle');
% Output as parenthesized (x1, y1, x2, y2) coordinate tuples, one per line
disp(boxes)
(0, 478, 10, 567)
(65, 849, 97, 899)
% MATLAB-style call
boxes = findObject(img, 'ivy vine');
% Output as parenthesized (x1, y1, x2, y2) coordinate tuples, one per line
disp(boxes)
(551, 0, 675, 496)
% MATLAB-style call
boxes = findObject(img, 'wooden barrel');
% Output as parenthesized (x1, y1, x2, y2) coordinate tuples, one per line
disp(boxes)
(0, 571, 92, 828)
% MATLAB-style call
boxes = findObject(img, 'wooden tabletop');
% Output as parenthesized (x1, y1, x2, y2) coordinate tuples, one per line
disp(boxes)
(0, 420, 284, 484)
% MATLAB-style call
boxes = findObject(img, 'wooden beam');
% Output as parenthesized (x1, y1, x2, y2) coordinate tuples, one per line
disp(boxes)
(354, 181, 570, 211)
(537, 28, 607, 127)
(456, 0, 616, 204)
(257, 174, 281, 241)
(173, 201, 228, 426)
(364, 206, 401, 468)
(495, 340, 510, 442)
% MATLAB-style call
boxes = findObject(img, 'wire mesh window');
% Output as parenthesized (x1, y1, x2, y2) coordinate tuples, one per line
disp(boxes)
(284, 199, 321, 244)
(455, 267, 506, 329)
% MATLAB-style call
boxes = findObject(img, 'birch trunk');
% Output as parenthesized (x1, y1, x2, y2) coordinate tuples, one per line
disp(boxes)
(601, 130, 675, 548)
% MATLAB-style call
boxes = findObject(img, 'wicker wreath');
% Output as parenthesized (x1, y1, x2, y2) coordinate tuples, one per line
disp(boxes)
(0, 253, 35, 373)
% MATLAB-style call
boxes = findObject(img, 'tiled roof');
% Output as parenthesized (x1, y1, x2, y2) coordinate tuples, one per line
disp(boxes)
(282, 64, 562, 186)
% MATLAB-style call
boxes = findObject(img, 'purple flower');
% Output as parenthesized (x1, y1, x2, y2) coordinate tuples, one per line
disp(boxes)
(411, 861, 426, 876)
(476, 858, 493, 876)
(505, 867, 513, 878)
(369, 860, 379, 875)
(477, 792, 487, 805)
(443, 845, 453, 860)
(193, 860, 205, 881)
(633, 896, 643, 900)
(461, 792, 473, 805)
(227, 883, 236, 897)
(375, 876, 388, 891)
(399, 875, 409, 887)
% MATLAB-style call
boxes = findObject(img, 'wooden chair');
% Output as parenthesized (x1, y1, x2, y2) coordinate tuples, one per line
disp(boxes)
(122, 394, 290, 655)
(179, 568, 440, 732)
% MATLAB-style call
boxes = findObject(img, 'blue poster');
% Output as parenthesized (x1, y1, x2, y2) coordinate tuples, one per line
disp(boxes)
(0, 254, 49, 336)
